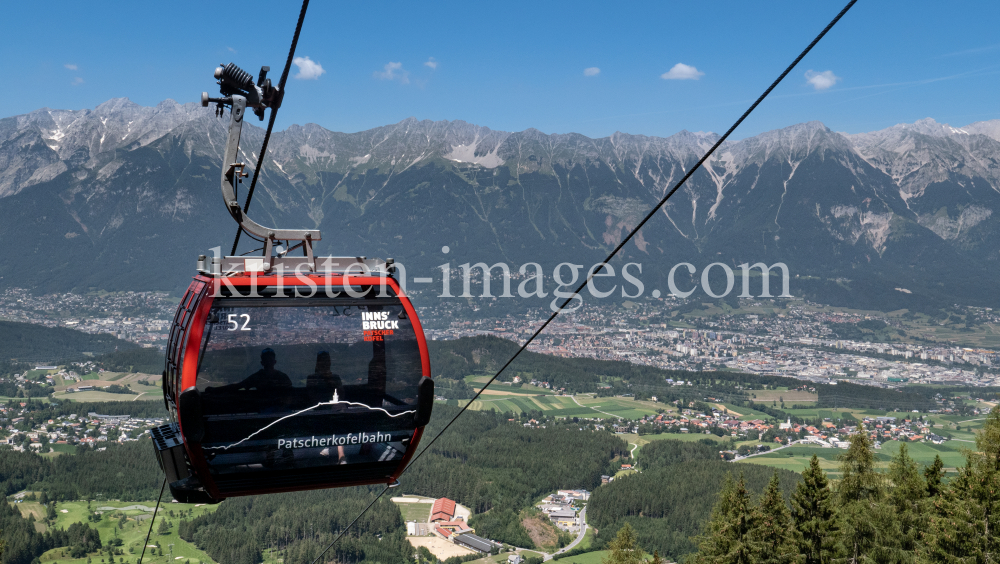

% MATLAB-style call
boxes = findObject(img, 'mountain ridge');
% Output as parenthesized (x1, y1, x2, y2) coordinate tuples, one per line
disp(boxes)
(2, 98, 999, 312)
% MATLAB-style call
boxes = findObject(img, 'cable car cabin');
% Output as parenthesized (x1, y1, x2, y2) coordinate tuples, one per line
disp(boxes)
(152, 258, 433, 503)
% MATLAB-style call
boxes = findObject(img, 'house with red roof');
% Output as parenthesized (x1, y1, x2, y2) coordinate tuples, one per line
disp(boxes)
(431, 498, 456, 522)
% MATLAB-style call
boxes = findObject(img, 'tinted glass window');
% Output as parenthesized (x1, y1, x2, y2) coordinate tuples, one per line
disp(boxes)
(194, 297, 422, 474)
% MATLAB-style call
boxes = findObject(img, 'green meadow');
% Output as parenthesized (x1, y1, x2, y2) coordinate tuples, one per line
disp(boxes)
(12, 499, 220, 564)
(447, 391, 665, 420)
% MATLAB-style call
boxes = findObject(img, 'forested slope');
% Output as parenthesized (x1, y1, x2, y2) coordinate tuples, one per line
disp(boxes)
(0, 321, 137, 362)
(0, 442, 162, 500)
(587, 439, 800, 559)
(179, 487, 408, 564)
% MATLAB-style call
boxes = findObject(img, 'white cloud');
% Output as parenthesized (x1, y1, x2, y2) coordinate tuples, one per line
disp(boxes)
(374, 62, 409, 84)
(805, 70, 840, 90)
(425, 57, 438, 70)
(292, 56, 325, 80)
(584, 67, 600, 77)
(661, 63, 704, 80)
(71, 77, 84, 86)
(64, 63, 78, 71)
(227, 46, 237, 53)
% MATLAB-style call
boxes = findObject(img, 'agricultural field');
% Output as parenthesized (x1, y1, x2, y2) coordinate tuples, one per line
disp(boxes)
(465, 376, 557, 395)
(553, 550, 611, 564)
(0, 396, 53, 403)
(52, 389, 161, 402)
(717, 404, 775, 421)
(25, 369, 59, 380)
(618, 431, 727, 453)
(739, 438, 975, 477)
(12, 499, 220, 564)
(746, 388, 818, 404)
(51, 372, 161, 402)
(391, 498, 433, 523)
(448, 390, 666, 420)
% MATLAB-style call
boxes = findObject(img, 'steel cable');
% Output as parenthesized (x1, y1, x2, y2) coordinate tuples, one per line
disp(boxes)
(231, 0, 311, 256)
(303, 0, 859, 558)
(137, 478, 166, 564)
(399, 0, 859, 475)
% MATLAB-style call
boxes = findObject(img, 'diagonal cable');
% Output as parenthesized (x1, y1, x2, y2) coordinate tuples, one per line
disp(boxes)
(231, 0, 310, 256)
(291, 0, 858, 559)
(137, 478, 166, 564)
(309, 485, 391, 564)
(399, 0, 858, 476)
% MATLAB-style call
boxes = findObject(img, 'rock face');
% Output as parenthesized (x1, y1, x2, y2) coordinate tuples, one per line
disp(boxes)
(1, 98, 999, 310)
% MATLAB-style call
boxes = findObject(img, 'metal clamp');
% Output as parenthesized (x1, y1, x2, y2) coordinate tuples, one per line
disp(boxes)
(216, 94, 321, 271)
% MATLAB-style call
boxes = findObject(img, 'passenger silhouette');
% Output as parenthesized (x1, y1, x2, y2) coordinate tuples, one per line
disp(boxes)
(306, 351, 343, 397)
(211, 348, 292, 392)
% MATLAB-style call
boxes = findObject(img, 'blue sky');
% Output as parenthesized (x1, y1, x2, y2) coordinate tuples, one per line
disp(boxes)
(4, 0, 998, 139)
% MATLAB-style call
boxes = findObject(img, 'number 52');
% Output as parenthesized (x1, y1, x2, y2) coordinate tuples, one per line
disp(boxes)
(227, 314, 251, 331)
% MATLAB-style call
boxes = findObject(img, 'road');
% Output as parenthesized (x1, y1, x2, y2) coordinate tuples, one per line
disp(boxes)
(569, 395, 620, 419)
(731, 440, 803, 460)
(548, 507, 588, 560)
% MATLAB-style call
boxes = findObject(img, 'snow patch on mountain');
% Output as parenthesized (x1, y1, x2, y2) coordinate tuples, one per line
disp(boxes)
(444, 135, 504, 168)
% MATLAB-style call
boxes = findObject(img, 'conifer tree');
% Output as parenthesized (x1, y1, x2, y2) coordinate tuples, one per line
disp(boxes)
(693, 473, 761, 564)
(754, 472, 795, 564)
(836, 429, 899, 564)
(924, 455, 944, 498)
(838, 430, 883, 504)
(924, 406, 1000, 562)
(887, 443, 925, 557)
(791, 455, 838, 564)
(602, 522, 645, 564)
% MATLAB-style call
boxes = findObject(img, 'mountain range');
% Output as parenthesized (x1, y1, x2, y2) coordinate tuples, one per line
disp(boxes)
(2, 98, 1000, 312)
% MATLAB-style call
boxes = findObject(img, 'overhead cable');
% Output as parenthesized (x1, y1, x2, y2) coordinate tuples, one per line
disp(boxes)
(305, 0, 859, 557)
(231, 0, 311, 256)
(137, 478, 167, 564)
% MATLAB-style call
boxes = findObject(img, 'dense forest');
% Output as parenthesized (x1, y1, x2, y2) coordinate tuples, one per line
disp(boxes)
(588, 441, 800, 559)
(634, 438, 724, 468)
(95, 347, 164, 374)
(0, 501, 102, 564)
(0, 321, 137, 363)
(400, 405, 627, 512)
(0, 442, 162, 500)
(814, 381, 937, 411)
(179, 487, 408, 564)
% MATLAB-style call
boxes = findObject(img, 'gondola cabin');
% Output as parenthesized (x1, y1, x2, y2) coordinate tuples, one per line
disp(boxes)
(152, 256, 433, 503)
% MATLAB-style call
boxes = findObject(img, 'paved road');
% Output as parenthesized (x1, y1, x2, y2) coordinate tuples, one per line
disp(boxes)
(731, 440, 803, 460)
(569, 395, 620, 419)
(549, 507, 588, 560)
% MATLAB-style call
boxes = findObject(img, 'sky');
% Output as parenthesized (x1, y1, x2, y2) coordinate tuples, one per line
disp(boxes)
(3, 0, 999, 140)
